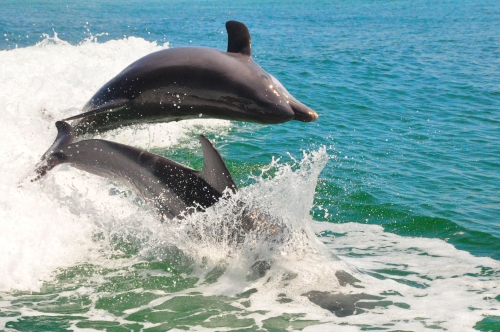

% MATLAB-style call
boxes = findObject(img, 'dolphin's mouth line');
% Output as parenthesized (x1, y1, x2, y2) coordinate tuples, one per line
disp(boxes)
(290, 101, 319, 122)
(293, 110, 319, 122)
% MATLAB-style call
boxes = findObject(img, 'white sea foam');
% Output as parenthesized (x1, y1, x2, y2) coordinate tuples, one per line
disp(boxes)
(0, 34, 229, 292)
(307, 222, 500, 330)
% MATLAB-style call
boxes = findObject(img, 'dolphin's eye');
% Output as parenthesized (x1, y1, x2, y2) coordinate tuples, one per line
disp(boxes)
(260, 74, 272, 87)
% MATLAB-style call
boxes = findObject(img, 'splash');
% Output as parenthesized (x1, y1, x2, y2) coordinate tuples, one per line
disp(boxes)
(35, 31, 71, 47)
(139, 147, 329, 258)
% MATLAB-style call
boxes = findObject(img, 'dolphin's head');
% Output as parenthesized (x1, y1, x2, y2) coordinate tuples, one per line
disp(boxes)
(243, 67, 318, 124)
(225, 21, 318, 124)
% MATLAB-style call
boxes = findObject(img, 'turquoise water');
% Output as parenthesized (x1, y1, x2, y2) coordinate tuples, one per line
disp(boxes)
(1, 0, 499, 331)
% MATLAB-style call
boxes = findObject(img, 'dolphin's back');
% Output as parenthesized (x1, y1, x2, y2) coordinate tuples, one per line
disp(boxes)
(88, 48, 255, 107)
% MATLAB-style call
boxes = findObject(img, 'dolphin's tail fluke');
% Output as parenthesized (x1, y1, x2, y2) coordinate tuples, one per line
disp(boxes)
(33, 121, 75, 181)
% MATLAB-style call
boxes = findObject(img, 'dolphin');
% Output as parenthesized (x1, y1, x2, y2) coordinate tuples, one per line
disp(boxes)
(42, 21, 317, 158)
(36, 121, 237, 220)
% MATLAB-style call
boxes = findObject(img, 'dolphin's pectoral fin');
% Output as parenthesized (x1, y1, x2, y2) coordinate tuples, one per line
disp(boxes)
(63, 98, 130, 121)
(197, 135, 238, 195)
(226, 21, 252, 57)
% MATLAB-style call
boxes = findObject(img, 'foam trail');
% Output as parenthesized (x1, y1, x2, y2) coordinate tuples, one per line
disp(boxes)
(0, 34, 229, 292)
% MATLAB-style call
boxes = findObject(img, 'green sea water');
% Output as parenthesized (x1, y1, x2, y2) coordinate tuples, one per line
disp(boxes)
(0, 0, 499, 331)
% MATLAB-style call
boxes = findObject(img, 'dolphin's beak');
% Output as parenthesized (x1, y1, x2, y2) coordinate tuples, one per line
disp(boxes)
(290, 99, 318, 122)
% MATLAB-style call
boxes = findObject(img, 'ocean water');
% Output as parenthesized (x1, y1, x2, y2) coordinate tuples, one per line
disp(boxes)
(1, 0, 499, 331)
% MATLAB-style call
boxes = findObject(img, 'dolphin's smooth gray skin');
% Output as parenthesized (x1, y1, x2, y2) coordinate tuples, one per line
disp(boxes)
(62, 21, 317, 138)
(36, 121, 237, 220)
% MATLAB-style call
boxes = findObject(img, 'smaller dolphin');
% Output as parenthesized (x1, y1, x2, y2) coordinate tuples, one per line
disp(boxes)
(36, 121, 237, 220)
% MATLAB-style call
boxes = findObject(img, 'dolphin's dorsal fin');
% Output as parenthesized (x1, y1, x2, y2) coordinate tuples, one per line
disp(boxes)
(226, 21, 252, 57)
(197, 135, 237, 194)
(63, 98, 130, 121)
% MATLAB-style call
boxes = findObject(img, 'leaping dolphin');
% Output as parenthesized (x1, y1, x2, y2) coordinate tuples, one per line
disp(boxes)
(36, 121, 237, 220)
(43, 21, 317, 158)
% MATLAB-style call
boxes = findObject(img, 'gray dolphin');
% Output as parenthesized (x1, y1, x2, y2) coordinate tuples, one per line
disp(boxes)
(58, 21, 317, 136)
(36, 121, 237, 220)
